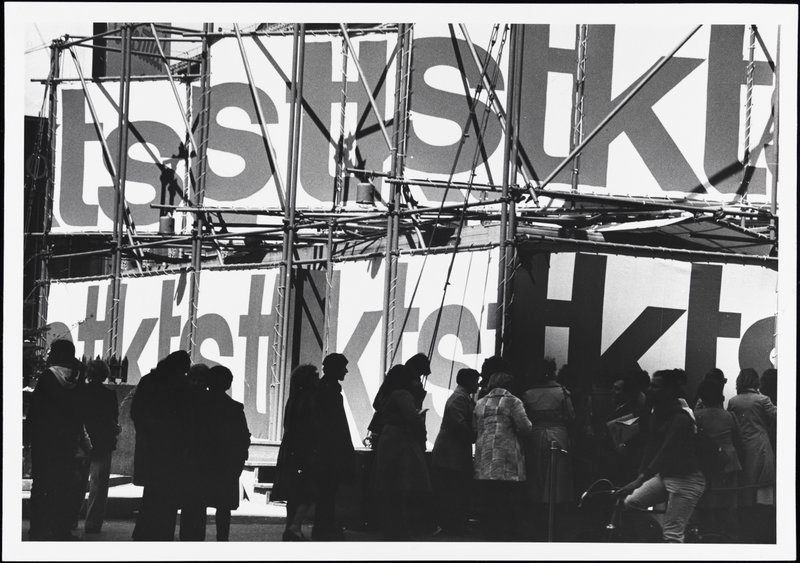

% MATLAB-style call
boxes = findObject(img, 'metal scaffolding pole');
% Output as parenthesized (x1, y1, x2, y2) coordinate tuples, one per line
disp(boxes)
(36, 43, 62, 354)
(322, 220, 335, 358)
(273, 24, 306, 441)
(570, 24, 588, 206)
(187, 22, 214, 362)
(108, 25, 132, 360)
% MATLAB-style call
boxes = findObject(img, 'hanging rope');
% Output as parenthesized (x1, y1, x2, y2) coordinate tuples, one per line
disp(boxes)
(390, 25, 508, 366)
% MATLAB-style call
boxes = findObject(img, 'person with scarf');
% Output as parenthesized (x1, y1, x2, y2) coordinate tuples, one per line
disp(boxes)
(28, 339, 86, 540)
(619, 369, 706, 543)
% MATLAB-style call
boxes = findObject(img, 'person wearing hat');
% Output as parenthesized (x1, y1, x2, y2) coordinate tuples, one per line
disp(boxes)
(28, 339, 86, 540)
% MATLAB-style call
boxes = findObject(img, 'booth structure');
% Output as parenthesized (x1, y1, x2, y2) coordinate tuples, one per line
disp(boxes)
(25, 23, 781, 460)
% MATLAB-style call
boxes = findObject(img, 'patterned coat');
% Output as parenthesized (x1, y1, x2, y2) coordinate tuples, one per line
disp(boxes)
(473, 388, 532, 481)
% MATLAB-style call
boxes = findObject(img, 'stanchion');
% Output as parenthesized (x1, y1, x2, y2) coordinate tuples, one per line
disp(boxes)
(547, 440, 558, 542)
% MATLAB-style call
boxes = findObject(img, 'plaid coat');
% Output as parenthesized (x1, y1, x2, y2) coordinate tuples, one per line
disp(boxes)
(473, 388, 532, 481)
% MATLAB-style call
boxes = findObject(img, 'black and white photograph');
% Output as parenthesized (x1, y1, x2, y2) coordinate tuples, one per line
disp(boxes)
(3, 2, 797, 560)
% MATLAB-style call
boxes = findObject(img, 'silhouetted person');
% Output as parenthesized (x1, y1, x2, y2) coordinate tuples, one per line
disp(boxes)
(477, 355, 511, 400)
(272, 364, 320, 541)
(431, 368, 479, 535)
(694, 368, 727, 409)
(759, 368, 777, 406)
(311, 353, 354, 540)
(131, 351, 191, 541)
(179, 363, 213, 541)
(205, 365, 251, 541)
(28, 340, 85, 540)
(81, 359, 120, 534)
(373, 364, 432, 540)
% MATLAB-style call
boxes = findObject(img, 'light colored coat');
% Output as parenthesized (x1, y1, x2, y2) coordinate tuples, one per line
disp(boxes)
(473, 388, 532, 481)
(727, 391, 776, 505)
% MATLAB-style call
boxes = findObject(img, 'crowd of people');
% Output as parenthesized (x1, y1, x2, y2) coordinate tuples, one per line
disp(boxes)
(27, 338, 778, 543)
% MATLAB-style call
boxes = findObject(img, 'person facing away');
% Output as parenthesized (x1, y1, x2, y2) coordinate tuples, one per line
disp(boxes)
(473, 371, 533, 540)
(477, 355, 512, 400)
(431, 368, 479, 536)
(619, 369, 706, 543)
(693, 368, 727, 410)
(179, 363, 214, 541)
(130, 350, 192, 541)
(80, 359, 120, 534)
(272, 364, 320, 541)
(28, 339, 86, 540)
(372, 364, 432, 540)
(521, 358, 576, 514)
(759, 368, 777, 406)
(692, 378, 743, 541)
(727, 367, 777, 542)
(204, 365, 251, 541)
(311, 353, 355, 541)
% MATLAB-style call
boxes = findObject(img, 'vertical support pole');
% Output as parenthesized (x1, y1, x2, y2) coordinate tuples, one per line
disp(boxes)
(740, 24, 757, 227)
(322, 220, 335, 359)
(770, 26, 780, 235)
(382, 24, 407, 374)
(334, 36, 349, 210)
(569, 24, 588, 206)
(495, 24, 518, 356)
(547, 440, 559, 542)
(187, 22, 213, 362)
(37, 42, 62, 354)
(273, 24, 306, 441)
(108, 24, 132, 361)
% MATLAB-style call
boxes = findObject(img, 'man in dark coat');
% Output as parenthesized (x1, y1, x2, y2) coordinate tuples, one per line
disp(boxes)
(205, 365, 251, 541)
(311, 353, 355, 540)
(28, 339, 86, 540)
(431, 368, 479, 535)
(81, 359, 120, 534)
(130, 350, 191, 541)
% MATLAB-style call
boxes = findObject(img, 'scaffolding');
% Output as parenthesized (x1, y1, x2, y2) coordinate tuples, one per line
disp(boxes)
(25, 22, 781, 442)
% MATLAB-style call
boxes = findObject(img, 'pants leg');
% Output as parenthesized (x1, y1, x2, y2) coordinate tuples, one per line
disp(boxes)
(215, 508, 231, 541)
(179, 504, 208, 541)
(133, 486, 178, 541)
(313, 473, 340, 538)
(662, 472, 706, 543)
(85, 453, 112, 531)
(624, 475, 669, 512)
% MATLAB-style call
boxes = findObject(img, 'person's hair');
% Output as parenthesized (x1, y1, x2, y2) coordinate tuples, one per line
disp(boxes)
(456, 368, 480, 387)
(481, 356, 511, 380)
(487, 371, 514, 391)
(405, 353, 430, 376)
(759, 368, 777, 404)
(542, 357, 557, 380)
(87, 359, 110, 384)
(48, 339, 75, 365)
(160, 350, 191, 377)
(289, 364, 319, 396)
(652, 369, 686, 391)
(322, 353, 348, 371)
(736, 368, 760, 394)
(382, 364, 412, 395)
(703, 368, 727, 384)
(209, 365, 233, 392)
(696, 378, 724, 407)
(188, 363, 211, 388)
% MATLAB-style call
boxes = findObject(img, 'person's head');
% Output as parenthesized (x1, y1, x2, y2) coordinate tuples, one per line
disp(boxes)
(209, 365, 233, 393)
(47, 339, 75, 367)
(87, 359, 110, 385)
(289, 364, 319, 396)
(696, 378, 724, 408)
(648, 369, 686, 405)
(322, 353, 349, 381)
(633, 370, 651, 395)
(405, 353, 431, 378)
(760, 368, 777, 404)
(188, 363, 211, 390)
(456, 368, 480, 394)
(703, 368, 727, 385)
(612, 377, 634, 406)
(487, 371, 514, 392)
(480, 356, 510, 383)
(160, 350, 191, 378)
(383, 364, 411, 394)
(736, 368, 760, 394)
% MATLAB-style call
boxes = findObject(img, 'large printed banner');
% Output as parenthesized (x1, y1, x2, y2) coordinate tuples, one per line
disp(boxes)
(509, 251, 779, 403)
(53, 24, 779, 232)
(45, 249, 777, 444)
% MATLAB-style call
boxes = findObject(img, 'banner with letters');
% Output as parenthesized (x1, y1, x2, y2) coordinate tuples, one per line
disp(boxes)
(45, 248, 777, 444)
(52, 24, 778, 233)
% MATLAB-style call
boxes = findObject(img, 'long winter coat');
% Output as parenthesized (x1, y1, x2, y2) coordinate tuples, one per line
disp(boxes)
(373, 389, 431, 493)
(271, 388, 318, 503)
(473, 388, 532, 481)
(203, 391, 251, 509)
(694, 406, 742, 509)
(431, 385, 476, 474)
(313, 376, 355, 481)
(522, 381, 575, 503)
(727, 391, 776, 506)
